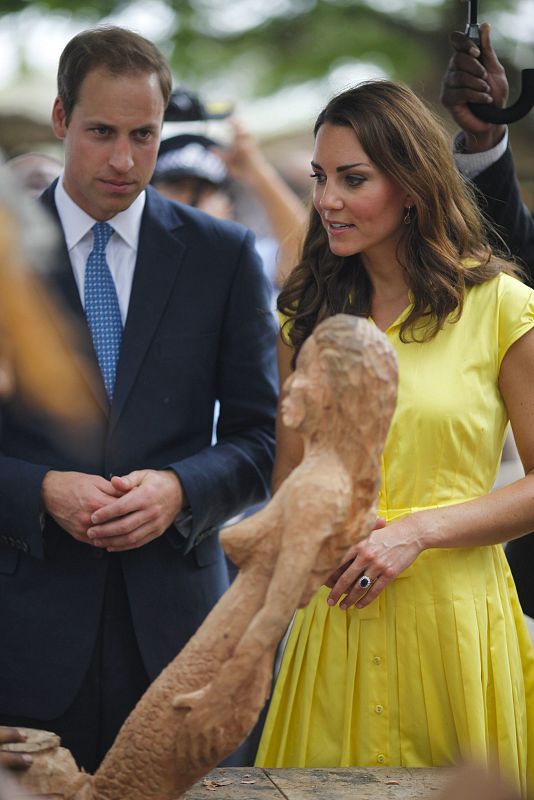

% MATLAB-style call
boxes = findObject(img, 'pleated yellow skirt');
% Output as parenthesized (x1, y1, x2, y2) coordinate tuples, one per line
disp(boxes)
(256, 544, 534, 798)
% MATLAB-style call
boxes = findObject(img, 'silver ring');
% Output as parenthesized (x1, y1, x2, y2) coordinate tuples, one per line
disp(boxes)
(358, 575, 374, 590)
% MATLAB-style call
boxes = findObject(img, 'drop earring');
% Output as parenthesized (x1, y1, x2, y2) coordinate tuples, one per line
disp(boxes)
(403, 206, 412, 225)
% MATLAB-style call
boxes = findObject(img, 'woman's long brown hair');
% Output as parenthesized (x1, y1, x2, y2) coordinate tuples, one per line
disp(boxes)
(279, 80, 520, 362)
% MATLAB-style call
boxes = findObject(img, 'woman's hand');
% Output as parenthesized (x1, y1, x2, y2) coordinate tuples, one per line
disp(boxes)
(325, 515, 425, 609)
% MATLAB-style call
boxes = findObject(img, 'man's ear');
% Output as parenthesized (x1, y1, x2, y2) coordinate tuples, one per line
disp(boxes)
(51, 97, 67, 141)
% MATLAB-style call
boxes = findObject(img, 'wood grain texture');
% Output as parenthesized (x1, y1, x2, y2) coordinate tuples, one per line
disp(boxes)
(182, 768, 453, 799)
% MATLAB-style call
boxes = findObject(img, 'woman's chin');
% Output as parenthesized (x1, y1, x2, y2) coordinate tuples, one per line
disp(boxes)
(328, 237, 357, 258)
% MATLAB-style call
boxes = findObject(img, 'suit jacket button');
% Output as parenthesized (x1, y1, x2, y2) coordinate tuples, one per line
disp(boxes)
(92, 548, 104, 559)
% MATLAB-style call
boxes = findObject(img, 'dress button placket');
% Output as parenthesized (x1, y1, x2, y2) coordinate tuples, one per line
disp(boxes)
(363, 597, 388, 765)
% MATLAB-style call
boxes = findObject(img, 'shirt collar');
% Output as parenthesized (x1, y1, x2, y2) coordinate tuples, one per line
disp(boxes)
(54, 174, 146, 251)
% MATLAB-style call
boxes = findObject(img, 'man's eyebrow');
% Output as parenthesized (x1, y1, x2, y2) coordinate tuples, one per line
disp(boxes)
(310, 161, 369, 172)
(84, 120, 159, 131)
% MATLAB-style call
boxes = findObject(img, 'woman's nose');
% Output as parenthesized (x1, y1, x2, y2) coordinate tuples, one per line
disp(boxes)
(317, 182, 343, 210)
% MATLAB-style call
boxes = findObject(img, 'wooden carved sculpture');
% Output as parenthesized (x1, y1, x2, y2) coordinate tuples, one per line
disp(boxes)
(3, 314, 398, 800)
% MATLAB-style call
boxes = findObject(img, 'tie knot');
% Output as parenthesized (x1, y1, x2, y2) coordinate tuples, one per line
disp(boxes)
(92, 222, 114, 252)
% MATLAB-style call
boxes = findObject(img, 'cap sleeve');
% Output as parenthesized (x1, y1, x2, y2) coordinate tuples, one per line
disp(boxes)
(498, 273, 534, 367)
(278, 310, 293, 345)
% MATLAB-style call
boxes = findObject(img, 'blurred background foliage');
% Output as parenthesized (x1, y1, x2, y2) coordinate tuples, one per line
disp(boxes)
(1, 0, 533, 195)
(0, 0, 526, 92)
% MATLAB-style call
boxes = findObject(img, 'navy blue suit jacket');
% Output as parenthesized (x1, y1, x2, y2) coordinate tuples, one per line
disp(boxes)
(474, 145, 534, 284)
(0, 184, 278, 719)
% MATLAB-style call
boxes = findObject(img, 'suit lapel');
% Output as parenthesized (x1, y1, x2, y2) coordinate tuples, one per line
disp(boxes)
(109, 189, 186, 432)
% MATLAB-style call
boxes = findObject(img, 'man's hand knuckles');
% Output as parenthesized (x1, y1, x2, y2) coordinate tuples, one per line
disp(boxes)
(111, 519, 136, 536)
(76, 514, 92, 530)
(148, 502, 162, 519)
(84, 499, 103, 514)
(141, 480, 162, 499)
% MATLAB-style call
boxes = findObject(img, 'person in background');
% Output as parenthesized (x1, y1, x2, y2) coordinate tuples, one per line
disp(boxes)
(441, 22, 534, 620)
(151, 132, 233, 219)
(152, 99, 307, 295)
(4, 152, 63, 199)
(0, 26, 277, 773)
(255, 80, 534, 796)
(221, 119, 308, 289)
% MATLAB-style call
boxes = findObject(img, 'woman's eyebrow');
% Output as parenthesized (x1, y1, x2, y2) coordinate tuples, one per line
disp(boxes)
(310, 161, 369, 172)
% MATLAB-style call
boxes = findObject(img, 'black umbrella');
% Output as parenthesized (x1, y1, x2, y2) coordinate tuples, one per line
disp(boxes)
(464, 0, 534, 123)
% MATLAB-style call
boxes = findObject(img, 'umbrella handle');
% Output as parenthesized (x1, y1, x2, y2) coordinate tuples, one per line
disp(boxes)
(464, 1, 534, 123)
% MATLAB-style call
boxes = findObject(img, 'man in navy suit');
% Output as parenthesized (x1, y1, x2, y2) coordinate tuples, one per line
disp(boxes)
(0, 26, 277, 772)
(441, 23, 534, 619)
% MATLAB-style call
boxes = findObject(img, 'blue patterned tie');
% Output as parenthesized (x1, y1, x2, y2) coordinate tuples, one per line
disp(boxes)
(84, 222, 123, 401)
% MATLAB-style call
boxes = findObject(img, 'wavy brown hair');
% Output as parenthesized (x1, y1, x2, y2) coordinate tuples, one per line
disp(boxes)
(279, 80, 520, 361)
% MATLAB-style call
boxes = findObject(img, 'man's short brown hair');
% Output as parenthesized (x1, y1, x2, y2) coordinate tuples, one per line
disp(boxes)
(57, 26, 172, 124)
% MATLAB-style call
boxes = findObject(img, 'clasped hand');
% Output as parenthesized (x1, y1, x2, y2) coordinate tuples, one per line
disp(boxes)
(41, 468, 184, 552)
(325, 516, 424, 610)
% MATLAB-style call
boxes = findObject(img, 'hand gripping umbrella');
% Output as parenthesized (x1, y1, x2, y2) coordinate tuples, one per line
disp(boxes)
(465, 0, 534, 123)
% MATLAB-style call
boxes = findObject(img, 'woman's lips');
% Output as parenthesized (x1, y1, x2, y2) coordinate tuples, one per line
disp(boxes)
(325, 220, 355, 235)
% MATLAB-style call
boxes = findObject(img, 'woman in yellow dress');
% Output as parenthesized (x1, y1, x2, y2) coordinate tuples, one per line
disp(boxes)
(255, 81, 534, 796)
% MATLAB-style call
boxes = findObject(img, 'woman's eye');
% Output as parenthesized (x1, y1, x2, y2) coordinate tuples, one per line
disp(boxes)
(310, 172, 326, 184)
(346, 175, 365, 187)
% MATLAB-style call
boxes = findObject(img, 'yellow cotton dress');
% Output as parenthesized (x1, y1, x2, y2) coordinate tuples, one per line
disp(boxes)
(256, 273, 534, 796)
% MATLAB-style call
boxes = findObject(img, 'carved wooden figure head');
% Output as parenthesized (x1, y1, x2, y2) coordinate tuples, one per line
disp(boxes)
(284, 314, 398, 458)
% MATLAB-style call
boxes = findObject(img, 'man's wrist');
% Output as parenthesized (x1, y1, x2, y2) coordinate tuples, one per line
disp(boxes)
(162, 468, 189, 518)
(40, 470, 58, 513)
(458, 127, 506, 155)
(454, 128, 509, 180)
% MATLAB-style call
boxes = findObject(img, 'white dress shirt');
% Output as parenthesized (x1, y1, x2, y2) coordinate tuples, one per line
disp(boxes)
(54, 176, 146, 325)
(453, 128, 509, 180)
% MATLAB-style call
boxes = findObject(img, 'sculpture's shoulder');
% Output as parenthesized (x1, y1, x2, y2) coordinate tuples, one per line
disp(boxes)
(281, 454, 352, 524)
